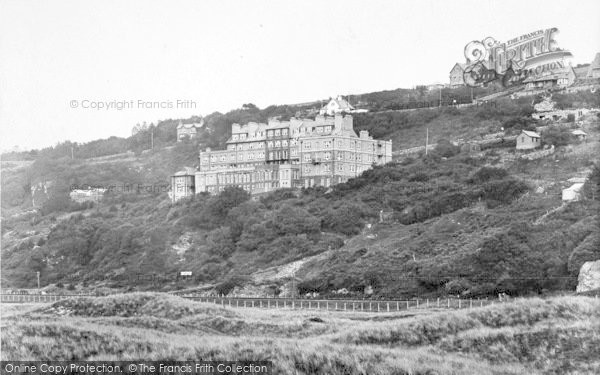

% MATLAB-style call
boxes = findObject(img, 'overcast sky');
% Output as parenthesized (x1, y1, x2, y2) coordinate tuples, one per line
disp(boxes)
(1, 0, 599, 151)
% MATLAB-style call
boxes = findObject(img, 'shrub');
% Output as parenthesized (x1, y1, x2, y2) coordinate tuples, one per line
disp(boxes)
(469, 167, 508, 184)
(434, 139, 460, 158)
(542, 127, 573, 147)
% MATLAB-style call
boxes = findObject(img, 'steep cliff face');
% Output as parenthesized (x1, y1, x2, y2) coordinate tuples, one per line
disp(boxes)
(577, 260, 600, 293)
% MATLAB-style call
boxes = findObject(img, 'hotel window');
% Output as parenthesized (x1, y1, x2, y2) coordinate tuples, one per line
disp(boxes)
(282, 140, 288, 147)
(324, 141, 331, 148)
(324, 164, 330, 172)
(337, 140, 342, 148)
(325, 152, 331, 160)
(267, 130, 273, 138)
(282, 129, 288, 136)
(267, 141, 274, 148)
(357, 154, 361, 162)
(275, 141, 281, 147)
(220, 156, 225, 162)
(304, 166, 310, 173)
(275, 129, 281, 136)
(316, 141, 321, 149)
(304, 154, 311, 161)
(232, 135, 239, 140)
(304, 142, 311, 149)
(338, 164, 343, 171)
(325, 126, 332, 132)
(240, 134, 247, 139)
(269, 152, 274, 160)
(316, 127, 323, 133)
(291, 149, 297, 156)
(350, 165, 355, 172)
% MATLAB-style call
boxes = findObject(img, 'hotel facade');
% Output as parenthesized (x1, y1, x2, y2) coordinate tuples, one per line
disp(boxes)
(171, 114, 392, 201)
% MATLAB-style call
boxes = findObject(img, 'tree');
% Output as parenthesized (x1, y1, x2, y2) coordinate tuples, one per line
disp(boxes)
(542, 127, 573, 147)
(207, 187, 251, 225)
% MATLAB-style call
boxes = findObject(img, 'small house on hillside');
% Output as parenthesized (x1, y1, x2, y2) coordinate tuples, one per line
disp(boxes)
(562, 183, 585, 202)
(587, 53, 600, 79)
(177, 120, 204, 141)
(572, 129, 588, 141)
(449, 63, 467, 87)
(516, 130, 542, 150)
(319, 96, 355, 116)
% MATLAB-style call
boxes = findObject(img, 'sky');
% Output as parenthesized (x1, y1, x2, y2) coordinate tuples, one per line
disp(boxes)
(1, 0, 599, 151)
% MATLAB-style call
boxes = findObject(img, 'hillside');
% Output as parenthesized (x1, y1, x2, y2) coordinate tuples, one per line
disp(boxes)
(1, 91, 600, 298)
(2, 293, 600, 374)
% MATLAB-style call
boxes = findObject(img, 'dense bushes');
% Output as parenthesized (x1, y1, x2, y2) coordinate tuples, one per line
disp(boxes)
(542, 126, 574, 147)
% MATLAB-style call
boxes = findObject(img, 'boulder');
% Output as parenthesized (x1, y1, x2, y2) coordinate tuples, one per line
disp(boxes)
(576, 260, 600, 293)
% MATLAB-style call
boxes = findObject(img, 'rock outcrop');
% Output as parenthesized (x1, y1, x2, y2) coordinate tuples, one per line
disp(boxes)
(576, 260, 600, 293)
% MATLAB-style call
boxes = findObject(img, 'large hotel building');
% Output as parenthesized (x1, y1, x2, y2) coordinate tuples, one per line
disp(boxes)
(170, 114, 392, 201)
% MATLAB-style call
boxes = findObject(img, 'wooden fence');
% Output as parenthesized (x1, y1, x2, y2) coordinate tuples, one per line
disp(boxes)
(1, 293, 496, 311)
(0, 294, 82, 303)
(181, 296, 496, 312)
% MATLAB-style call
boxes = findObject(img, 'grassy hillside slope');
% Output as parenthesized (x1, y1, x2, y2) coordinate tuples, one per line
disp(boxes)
(2, 293, 599, 374)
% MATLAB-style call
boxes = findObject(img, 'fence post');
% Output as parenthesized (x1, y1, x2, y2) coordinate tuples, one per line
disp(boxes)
(437, 298, 440, 308)
(416, 299, 419, 309)
(480, 299, 483, 307)
(260, 300, 262, 308)
(335, 302, 338, 310)
(352, 303, 355, 312)
(470, 299, 473, 309)
(252, 301, 254, 308)
(377, 302, 380, 312)
(387, 302, 390, 312)
(397, 301, 399, 311)
(447, 298, 450, 308)
(426, 299, 429, 308)
(459, 299, 461, 309)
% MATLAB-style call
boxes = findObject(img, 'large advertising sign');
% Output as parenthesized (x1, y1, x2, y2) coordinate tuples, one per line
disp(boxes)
(463, 28, 572, 88)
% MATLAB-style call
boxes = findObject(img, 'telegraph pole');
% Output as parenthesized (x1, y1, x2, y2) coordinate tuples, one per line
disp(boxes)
(36, 271, 40, 290)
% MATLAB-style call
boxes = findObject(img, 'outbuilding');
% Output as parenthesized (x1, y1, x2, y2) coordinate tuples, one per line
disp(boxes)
(572, 129, 588, 141)
(562, 183, 585, 202)
(516, 130, 542, 150)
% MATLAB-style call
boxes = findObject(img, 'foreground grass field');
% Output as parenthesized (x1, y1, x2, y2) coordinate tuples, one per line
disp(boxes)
(1, 293, 599, 374)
